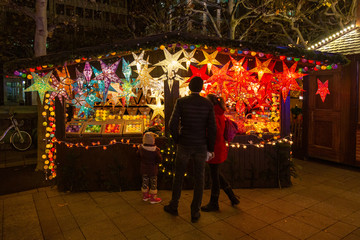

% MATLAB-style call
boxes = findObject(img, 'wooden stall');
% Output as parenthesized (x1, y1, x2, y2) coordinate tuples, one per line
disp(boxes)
(305, 23, 360, 167)
(5, 32, 347, 191)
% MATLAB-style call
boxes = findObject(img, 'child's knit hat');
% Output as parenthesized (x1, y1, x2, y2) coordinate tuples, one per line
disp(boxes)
(143, 132, 155, 145)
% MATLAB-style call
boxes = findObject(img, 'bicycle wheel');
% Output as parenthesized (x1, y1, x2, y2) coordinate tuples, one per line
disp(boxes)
(11, 131, 32, 151)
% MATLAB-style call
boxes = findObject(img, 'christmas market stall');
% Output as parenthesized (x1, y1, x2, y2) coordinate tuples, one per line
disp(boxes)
(5, 32, 348, 191)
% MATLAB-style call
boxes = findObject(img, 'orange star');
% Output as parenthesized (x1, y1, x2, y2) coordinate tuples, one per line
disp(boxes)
(249, 58, 273, 80)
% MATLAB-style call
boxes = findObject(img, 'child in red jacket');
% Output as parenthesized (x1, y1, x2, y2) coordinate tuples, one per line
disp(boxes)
(137, 132, 162, 204)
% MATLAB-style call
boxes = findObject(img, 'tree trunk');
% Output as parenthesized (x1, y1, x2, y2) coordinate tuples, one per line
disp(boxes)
(34, 0, 47, 57)
(34, 0, 48, 171)
(229, 21, 236, 40)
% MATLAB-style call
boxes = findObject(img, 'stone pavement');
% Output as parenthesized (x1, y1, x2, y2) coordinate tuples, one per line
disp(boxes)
(0, 159, 360, 240)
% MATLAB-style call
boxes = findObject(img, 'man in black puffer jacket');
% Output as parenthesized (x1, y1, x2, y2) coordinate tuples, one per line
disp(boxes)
(164, 76, 217, 223)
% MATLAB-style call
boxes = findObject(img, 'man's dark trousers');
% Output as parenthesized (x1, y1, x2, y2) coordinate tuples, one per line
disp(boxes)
(169, 144, 207, 217)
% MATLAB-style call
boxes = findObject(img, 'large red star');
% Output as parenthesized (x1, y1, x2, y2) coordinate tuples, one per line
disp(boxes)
(275, 61, 305, 102)
(316, 79, 330, 102)
(205, 61, 233, 95)
(186, 65, 210, 83)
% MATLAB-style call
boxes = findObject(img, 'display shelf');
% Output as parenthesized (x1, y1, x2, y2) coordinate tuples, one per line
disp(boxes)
(81, 121, 104, 136)
(65, 121, 85, 136)
(123, 120, 144, 135)
(102, 120, 124, 136)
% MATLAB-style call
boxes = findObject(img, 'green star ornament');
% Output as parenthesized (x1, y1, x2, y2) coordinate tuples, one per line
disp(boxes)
(25, 72, 57, 104)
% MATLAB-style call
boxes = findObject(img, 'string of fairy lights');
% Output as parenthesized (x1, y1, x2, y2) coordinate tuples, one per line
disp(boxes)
(20, 39, 324, 180)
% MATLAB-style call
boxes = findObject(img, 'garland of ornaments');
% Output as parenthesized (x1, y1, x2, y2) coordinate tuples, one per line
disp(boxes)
(17, 40, 331, 180)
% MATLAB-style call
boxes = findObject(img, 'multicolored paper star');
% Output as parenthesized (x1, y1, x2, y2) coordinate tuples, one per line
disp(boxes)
(94, 59, 122, 102)
(83, 62, 93, 83)
(24, 72, 57, 104)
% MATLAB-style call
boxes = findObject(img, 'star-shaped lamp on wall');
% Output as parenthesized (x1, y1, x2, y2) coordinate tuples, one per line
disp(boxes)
(316, 79, 330, 102)
(25, 72, 57, 104)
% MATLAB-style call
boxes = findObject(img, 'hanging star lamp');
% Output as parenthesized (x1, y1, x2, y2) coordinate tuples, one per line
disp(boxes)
(55, 66, 75, 97)
(155, 48, 186, 91)
(24, 72, 57, 104)
(249, 58, 273, 81)
(198, 50, 222, 73)
(129, 50, 150, 72)
(147, 90, 164, 120)
(180, 48, 199, 70)
(316, 79, 330, 102)
(186, 65, 210, 83)
(94, 59, 122, 102)
(83, 62, 93, 83)
(49, 74, 69, 105)
(134, 56, 156, 95)
(205, 61, 233, 95)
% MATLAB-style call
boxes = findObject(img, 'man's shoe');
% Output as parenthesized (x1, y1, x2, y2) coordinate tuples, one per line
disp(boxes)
(201, 202, 219, 212)
(164, 204, 178, 216)
(191, 213, 200, 223)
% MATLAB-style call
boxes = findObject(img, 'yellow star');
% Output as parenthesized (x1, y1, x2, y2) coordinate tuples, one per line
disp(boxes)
(147, 90, 164, 120)
(24, 72, 57, 104)
(134, 57, 155, 94)
(198, 50, 222, 73)
(249, 58, 273, 80)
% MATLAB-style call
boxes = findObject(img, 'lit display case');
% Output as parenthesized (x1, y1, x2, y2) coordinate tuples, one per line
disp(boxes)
(102, 120, 124, 136)
(65, 121, 85, 136)
(81, 121, 104, 136)
(123, 120, 144, 135)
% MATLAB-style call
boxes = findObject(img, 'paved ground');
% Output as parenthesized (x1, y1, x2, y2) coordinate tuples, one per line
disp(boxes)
(0, 159, 360, 240)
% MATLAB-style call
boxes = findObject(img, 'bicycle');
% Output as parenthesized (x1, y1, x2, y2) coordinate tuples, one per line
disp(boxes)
(0, 113, 32, 151)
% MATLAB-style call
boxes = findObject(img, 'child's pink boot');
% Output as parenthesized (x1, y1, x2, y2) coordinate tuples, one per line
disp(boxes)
(149, 190, 162, 204)
(142, 188, 150, 201)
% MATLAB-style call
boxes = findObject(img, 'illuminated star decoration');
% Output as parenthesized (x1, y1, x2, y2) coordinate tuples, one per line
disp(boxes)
(24, 72, 56, 104)
(275, 61, 304, 102)
(122, 59, 132, 81)
(316, 79, 330, 102)
(55, 66, 75, 96)
(147, 90, 164, 120)
(83, 62, 93, 83)
(155, 48, 186, 91)
(134, 56, 155, 94)
(180, 49, 199, 70)
(106, 83, 123, 109)
(49, 74, 69, 105)
(94, 59, 122, 102)
(186, 65, 210, 83)
(71, 94, 91, 117)
(129, 50, 150, 72)
(249, 58, 273, 81)
(198, 50, 222, 73)
(120, 60, 139, 106)
(72, 68, 87, 93)
(206, 61, 233, 95)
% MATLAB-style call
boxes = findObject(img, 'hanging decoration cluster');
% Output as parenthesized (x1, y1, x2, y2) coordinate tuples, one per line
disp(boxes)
(21, 41, 336, 179)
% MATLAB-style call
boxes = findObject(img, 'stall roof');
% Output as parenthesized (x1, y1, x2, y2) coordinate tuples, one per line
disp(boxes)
(4, 31, 349, 73)
(313, 26, 360, 55)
